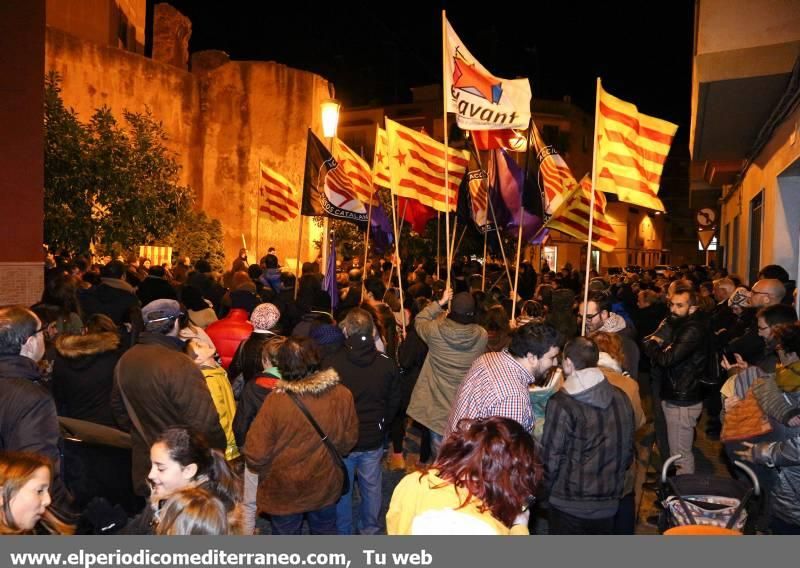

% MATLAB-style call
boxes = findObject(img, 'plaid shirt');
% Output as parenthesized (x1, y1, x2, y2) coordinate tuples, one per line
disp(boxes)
(446, 350, 534, 435)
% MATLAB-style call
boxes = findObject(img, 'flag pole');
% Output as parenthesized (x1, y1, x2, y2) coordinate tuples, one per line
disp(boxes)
(465, 134, 514, 287)
(441, 9, 452, 293)
(473, 145, 513, 287)
(387, 198, 408, 289)
(511, 118, 534, 322)
(581, 77, 602, 336)
(361, 184, 376, 299)
(436, 212, 441, 279)
(449, 216, 459, 267)
(390, 193, 407, 339)
(454, 224, 468, 258)
(255, 166, 261, 263)
(482, 231, 488, 291)
(294, 216, 304, 300)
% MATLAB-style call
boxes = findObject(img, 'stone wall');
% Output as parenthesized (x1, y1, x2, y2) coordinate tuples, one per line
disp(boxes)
(195, 59, 330, 267)
(0, 1, 45, 305)
(152, 3, 190, 70)
(45, 26, 330, 267)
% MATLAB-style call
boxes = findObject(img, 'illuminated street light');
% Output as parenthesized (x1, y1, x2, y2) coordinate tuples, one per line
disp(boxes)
(321, 98, 340, 139)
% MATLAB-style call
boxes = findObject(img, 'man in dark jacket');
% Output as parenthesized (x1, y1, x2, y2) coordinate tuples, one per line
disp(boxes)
(112, 299, 227, 496)
(0, 306, 75, 521)
(541, 336, 635, 534)
(136, 266, 178, 308)
(323, 308, 401, 535)
(644, 282, 709, 475)
(79, 260, 143, 334)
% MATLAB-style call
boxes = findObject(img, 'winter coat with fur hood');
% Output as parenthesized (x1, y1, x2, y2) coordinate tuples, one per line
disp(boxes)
(243, 368, 358, 516)
(53, 331, 123, 428)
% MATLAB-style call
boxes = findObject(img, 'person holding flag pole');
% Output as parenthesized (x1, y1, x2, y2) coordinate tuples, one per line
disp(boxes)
(441, 10, 453, 293)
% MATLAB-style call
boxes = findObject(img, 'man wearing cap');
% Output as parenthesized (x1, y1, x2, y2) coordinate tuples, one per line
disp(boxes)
(446, 321, 561, 435)
(406, 288, 488, 455)
(112, 299, 227, 496)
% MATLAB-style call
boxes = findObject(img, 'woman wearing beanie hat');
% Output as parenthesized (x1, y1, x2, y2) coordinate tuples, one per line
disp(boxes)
(228, 303, 282, 395)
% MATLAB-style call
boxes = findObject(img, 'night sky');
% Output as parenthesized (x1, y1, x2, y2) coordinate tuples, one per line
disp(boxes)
(163, 1, 695, 142)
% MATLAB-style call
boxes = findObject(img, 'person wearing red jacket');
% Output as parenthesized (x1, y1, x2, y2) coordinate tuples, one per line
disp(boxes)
(206, 298, 254, 370)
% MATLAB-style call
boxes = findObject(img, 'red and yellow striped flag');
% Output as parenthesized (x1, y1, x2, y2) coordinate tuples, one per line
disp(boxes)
(545, 176, 618, 252)
(532, 124, 574, 216)
(372, 127, 392, 190)
(595, 84, 677, 212)
(385, 118, 470, 213)
(138, 245, 172, 268)
(259, 162, 299, 222)
(332, 138, 378, 206)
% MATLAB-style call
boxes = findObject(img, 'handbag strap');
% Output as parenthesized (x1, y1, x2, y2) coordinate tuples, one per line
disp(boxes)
(117, 381, 151, 448)
(285, 390, 346, 469)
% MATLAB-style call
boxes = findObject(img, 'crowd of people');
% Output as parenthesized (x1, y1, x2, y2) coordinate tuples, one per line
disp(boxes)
(1, 246, 799, 535)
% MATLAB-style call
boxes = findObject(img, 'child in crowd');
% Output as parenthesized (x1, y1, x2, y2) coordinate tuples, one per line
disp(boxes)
(185, 339, 239, 462)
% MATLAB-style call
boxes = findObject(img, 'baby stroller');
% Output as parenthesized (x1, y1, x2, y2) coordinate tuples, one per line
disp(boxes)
(654, 454, 760, 534)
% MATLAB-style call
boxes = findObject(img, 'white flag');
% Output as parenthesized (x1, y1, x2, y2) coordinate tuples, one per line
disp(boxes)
(444, 17, 532, 131)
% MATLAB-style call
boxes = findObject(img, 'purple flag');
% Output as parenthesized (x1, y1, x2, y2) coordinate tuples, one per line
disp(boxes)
(490, 149, 544, 244)
(322, 233, 339, 312)
(369, 199, 394, 254)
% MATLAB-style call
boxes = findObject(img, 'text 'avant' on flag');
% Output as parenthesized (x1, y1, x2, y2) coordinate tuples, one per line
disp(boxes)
(595, 83, 677, 212)
(444, 17, 532, 131)
(385, 118, 470, 213)
(259, 162, 299, 222)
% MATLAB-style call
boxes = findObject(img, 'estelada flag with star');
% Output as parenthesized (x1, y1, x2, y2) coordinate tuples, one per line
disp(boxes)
(444, 16, 531, 131)
(301, 129, 368, 224)
(385, 118, 470, 213)
(373, 126, 392, 190)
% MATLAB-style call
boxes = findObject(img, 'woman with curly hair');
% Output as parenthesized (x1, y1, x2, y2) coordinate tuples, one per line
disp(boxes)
(386, 416, 541, 535)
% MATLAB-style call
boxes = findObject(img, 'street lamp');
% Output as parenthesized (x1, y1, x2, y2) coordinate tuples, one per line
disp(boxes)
(320, 98, 340, 140)
(320, 98, 340, 273)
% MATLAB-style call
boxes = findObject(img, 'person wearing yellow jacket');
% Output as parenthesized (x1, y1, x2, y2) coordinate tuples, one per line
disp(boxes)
(185, 338, 240, 461)
(386, 417, 540, 535)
